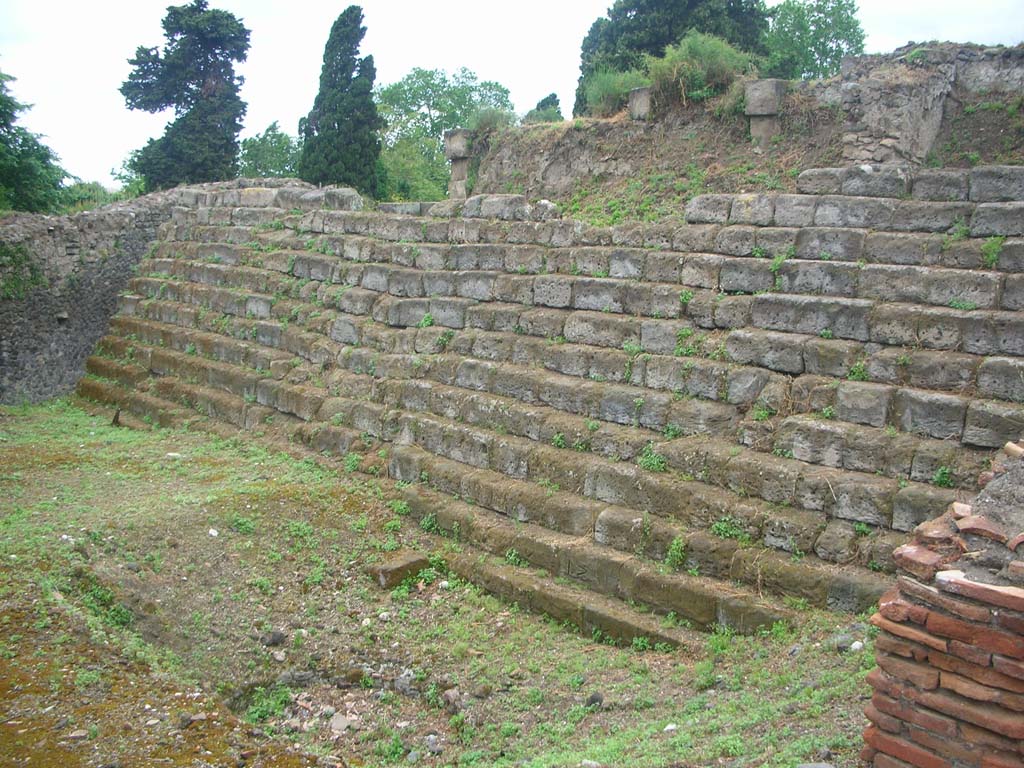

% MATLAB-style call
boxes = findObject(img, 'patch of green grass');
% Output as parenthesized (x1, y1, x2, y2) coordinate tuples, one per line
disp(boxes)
(245, 684, 292, 723)
(637, 443, 668, 473)
(981, 236, 1005, 269)
(710, 516, 752, 544)
(932, 466, 955, 488)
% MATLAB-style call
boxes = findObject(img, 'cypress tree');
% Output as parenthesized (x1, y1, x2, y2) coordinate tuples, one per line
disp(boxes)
(120, 0, 250, 191)
(298, 6, 382, 196)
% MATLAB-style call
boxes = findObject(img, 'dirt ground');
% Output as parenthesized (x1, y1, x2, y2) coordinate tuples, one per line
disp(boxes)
(1, 400, 877, 767)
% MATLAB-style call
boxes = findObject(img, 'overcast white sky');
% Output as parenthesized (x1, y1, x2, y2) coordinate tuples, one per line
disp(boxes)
(1, 1, 1022, 188)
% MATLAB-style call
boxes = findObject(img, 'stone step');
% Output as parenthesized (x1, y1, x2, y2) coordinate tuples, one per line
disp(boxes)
(391, 444, 888, 614)
(114, 288, 1024, 457)
(130, 257, 1024, 418)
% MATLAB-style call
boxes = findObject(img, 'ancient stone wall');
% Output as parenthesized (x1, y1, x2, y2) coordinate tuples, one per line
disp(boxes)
(0, 179, 316, 404)
(70, 163, 1024, 649)
(865, 449, 1024, 767)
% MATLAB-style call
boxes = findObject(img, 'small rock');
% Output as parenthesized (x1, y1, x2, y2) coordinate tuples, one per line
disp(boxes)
(124, 561, 141, 573)
(850, 640, 864, 653)
(260, 630, 286, 647)
(581, 761, 603, 768)
(438, 580, 450, 590)
(145, 718, 160, 726)
(663, 723, 678, 732)
(68, 729, 89, 740)
(208, 528, 219, 537)
(166, 452, 182, 459)
(831, 634, 855, 653)
(284, 718, 302, 731)
(272, 651, 287, 663)
(441, 687, 463, 714)
(406, 751, 421, 764)
(394, 669, 416, 696)
(424, 734, 443, 754)
(585, 691, 604, 708)
(329, 713, 355, 735)
(379, 611, 392, 622)
(787, 644, 802, 657)
(190, 712, 207, 723)
(471, 684, 492, 700)
(320, 706, 336, 718)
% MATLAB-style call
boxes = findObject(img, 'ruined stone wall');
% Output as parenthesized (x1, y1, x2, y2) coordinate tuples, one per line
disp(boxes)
(0, 179, 315, 405)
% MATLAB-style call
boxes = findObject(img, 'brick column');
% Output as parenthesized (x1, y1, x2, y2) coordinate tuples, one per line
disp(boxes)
(863, 444, 1024, 768)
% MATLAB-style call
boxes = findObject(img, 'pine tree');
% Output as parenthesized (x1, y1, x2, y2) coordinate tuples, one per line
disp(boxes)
(121, 0, 250, 191)
(298, 6, 382, 196)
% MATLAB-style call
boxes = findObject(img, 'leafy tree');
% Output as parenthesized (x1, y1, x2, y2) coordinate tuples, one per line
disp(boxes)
(763, 0, 865, 80)
(574, 0, 769, 116)
(524, 93, 564, 124)
(0, 70, 68, 213)
(238, 121, 301, 178)
(121, 0, 250, 191)
(298, 5, 382, 196)
(375, 67, 513, 200)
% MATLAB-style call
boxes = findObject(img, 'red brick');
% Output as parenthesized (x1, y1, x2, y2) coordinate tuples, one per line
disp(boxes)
(865, 725, 953, 768)
(993, 655, 1024, 682)
(940, 671, 1024, 712)
(868, 668, 908, 700)
(882, 591, 930, 624)
(899, 576, 994, 624)
(925, 611, 1024, 660)
(951, 502, 973, 519)
(918, 517, 961, 545)
(877, 632, 930, 662)
(1009, 534, 1024, 552)
(960, 723, 1024, 756)
(929, 650, 1024, 694)
(982, 751, 1024, 768)
(1009, 561, 1024, 579)
(879, 654, 941, 690)
(907, 724, 981, 765)
(996, 610, 1024, 635)
(918, 689, 1024, 738)
(956, 515, 1010, 544)
(873, 613, 950, 652)
(867, 702, 905, 733)
(937, 571, 1024, 615)
(876, 754, 917, 768)
(873, 692, 959, 737)
(950, 639, 994, 668)
(896, 545, 946, 581)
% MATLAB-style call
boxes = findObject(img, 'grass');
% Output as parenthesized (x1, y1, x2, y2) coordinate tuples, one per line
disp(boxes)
(0, 399, 878, 767)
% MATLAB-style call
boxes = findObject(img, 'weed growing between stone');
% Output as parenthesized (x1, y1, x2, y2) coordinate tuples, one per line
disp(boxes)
(1, 399, 875, 767)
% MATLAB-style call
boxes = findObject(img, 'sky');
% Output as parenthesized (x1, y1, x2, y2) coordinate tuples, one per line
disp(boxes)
(1, 1, 1022, 189)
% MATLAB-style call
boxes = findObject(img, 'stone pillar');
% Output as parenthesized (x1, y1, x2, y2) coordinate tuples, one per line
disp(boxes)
(628, 87, 652, 121)
(863, 444, 1024, 768)
(745, 79, 787, 147)
(444, 129, 474, 201)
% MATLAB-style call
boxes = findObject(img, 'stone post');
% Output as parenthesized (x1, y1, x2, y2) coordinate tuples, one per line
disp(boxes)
(444, 129, 474, 201)
(745, 79, 787, 147)
(628, 87, 652, 121)
(863, 444, 1024, 768)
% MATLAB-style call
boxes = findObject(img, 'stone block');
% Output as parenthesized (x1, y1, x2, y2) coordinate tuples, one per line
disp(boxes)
(831, 474, 895, 527)
(744, 79, 787, 115)
(532, 275, 573, 308)
(795, 227, 865, 261)
(803, 338, 862, 378)
(776, 260, 859, 297)
(678, 254, 724, 288)
(893, 389, 967, 440)
(892, 485, 956, 533)
(1003, 274, 1024, 311)
(444, 129, 473, 160)
(969, 165, 1024, 202)
(841, 165, 912, 198)
(725, 329, 804, 374)
(962, 399, 1024, 448)
(719, 258, 773, 293)
(906, 350, 979, 392)
(685, 195, 734, 224)
(837, 381, 894, 428)
(814, 519, 858, 563)
(863, 232, 943, 267)
(564, 311, 638, 348)
(978, 357, 1024, 403)
(640, 320, 692, 356)
(912, 169, 969, 201)
(713, 295, 753, 329)
(814, 195, 896, 229)
(608, 249, 645, 280)
(628, 87, 652, 120)
(749, 116, 781, 146)
(797, 168, 844, 195)
(773, 195, 818, 227)
(714, 226, 757, 256)
(729, 194, 775, 226)
(891, 202, 975, 233)
(972, 203, 1024, 237)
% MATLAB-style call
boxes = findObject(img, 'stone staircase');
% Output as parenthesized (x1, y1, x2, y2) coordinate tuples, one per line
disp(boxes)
(78, 166, 1024, 640)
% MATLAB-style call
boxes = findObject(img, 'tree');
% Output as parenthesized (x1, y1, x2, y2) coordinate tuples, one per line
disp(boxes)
(298, 5, 382, 196)
(374, 68, 513, 200)
(0, 70, 68, 213)
(524, 93, 564, 124)
(573, 0, 769, 116)
(238, 122, 301, 178)
(763, 0, 865, 80)
(120, 0, 250, 191)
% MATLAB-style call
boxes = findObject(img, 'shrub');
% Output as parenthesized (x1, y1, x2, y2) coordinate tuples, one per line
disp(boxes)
(467, 107, 516, 133)
(583, 68, 650, 117)
(646, 31, 751, 106)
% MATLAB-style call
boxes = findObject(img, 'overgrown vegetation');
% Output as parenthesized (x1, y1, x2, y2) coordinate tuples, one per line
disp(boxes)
(0, 242, 46, 300)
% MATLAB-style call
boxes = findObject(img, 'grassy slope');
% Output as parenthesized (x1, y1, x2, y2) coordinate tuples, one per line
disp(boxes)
(1, 400, 876, 767)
